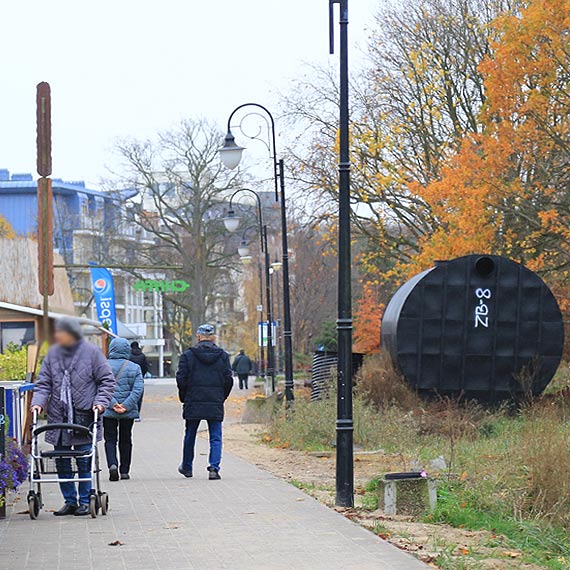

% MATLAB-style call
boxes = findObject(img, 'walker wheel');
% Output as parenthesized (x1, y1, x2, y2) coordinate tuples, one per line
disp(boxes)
(89, 494, 98, 518)
(100, 492, 109, 516)
(28, 493, 40, 520)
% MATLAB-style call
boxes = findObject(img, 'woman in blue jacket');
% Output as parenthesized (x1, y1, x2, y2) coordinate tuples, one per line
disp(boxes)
(103, 337, 144, 481)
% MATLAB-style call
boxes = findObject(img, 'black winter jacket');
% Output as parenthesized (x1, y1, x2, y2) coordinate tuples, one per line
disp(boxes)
(176, 341, 233, 421)
(129, 348, 149, 377)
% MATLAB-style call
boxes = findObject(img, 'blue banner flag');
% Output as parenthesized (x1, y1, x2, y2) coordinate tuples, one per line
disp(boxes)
(89, 265, 118, 335)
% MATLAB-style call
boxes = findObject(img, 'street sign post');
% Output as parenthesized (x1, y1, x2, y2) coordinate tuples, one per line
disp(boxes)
(258, 321, 277, 347)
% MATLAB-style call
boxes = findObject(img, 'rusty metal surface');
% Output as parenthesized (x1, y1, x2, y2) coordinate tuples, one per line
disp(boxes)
(37, 177, 54, 296)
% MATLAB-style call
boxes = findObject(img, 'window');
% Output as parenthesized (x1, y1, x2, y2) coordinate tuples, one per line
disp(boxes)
(0, 322, 35, 353)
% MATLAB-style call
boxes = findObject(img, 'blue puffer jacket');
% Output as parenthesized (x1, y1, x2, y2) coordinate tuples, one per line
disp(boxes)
(103, 338, 144, 420)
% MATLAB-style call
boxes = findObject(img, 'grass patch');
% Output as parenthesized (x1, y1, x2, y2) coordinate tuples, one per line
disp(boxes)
(266, 357, 570, 565)
(430, 481, 570, 568)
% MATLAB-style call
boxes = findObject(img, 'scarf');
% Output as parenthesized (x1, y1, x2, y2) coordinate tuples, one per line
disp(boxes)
(59, 343, 81, 428)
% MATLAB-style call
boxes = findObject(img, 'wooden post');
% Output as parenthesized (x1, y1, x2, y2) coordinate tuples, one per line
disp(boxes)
(37, 82, 53, 346)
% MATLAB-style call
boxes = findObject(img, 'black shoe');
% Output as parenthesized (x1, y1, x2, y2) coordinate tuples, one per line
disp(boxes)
(178, 465, 193, 478)
(53, 503, 77, 516)
(109, 465, 119, 482)
(120, 473, 130, 480)
(74, 505, 90, 516)
(208, 468, 221, 480)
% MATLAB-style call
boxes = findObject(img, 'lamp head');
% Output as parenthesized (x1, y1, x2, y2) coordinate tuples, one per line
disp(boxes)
(219, 129, 245, 170)
(271, 259, 283, 272)
(223, 210, 241, 232)
(237, 240, 250, 258)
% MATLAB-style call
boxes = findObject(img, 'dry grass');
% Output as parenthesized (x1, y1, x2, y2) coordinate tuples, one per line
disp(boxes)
(355, 351, 422, 411)
(518, 404, 570, 525)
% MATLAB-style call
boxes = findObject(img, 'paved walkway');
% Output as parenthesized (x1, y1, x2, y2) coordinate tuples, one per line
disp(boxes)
(0, 381, 427, 570)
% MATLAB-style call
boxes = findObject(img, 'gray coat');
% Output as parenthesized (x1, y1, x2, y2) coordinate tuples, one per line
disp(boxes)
(103, 338, 144, 420)
(32, 340, 115, 445)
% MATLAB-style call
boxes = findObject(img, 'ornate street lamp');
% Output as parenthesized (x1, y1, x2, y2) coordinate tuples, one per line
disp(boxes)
(223, 189, 275, 393)
(219, 103, 294, 403)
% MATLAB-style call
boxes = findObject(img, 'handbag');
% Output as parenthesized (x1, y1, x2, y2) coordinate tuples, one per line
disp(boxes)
(73, 408, 95, 428)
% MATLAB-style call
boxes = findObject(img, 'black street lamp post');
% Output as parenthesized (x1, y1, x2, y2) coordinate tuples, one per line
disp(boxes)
(219, 104, 294, 403)
(330, 0, 354, 508)
(223, 190, 275, 394)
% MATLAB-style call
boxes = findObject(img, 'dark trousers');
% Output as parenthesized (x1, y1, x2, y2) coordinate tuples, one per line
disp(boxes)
(103, 417, 135, 474)
(238, 374, 249, 390)
(182, 419, 222, 472)
(55, 443, 92, 506)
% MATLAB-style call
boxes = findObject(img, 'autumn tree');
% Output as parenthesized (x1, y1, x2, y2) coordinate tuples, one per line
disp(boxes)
(284, 0, 512, 269)
(398, 0, 570, 281)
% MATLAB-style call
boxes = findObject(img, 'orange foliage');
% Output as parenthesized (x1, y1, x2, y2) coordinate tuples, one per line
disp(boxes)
(392, 0, 570, 280)
(353, 283, 384, 354)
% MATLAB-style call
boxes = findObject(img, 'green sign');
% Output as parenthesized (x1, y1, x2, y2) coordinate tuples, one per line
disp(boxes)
(134, 279, 190, 293)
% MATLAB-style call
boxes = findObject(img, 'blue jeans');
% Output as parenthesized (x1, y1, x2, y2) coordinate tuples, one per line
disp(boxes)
(54, 443, 92, 506)
(182, 420, 222, 472)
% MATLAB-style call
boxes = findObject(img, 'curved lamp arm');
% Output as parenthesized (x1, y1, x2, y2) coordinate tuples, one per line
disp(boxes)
(224, 103, 279, 199)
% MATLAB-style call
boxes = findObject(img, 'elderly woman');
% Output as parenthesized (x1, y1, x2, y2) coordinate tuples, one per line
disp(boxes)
(31, 318, 115, 517)
(103, 337, 144, 482)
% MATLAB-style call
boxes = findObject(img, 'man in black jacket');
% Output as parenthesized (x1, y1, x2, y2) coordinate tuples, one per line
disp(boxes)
(175, 324, 233, 480)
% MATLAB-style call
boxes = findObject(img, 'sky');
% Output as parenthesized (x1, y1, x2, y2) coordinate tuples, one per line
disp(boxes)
(0, 0, 378, 188)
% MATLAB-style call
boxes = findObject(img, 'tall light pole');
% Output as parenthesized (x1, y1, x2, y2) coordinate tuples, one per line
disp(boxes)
(219, 103, 294, 403)
(223, 189, 275, 394)
(330, 0, 354, 508)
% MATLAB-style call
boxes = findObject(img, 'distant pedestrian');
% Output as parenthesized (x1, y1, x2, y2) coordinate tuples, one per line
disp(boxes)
(31, 317, 115, 517)
(176, 324, 233, 480)
(232, 349, 253, 390)
(103, 338, 144, 482)
(129, 340, 149, 417)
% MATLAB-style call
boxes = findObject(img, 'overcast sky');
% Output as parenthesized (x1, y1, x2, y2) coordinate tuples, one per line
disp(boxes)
(0, 1, 378, 187)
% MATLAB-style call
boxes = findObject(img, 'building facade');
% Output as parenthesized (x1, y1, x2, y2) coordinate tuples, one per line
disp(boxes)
(0, 169, 167, 375)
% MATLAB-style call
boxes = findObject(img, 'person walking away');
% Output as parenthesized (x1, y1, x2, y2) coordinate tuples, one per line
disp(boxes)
(31, 317, 115, 516)
(104, 338, 144, 481)
(129, 341, 149, 419)
(176, 324, 233, 480)
(232, 349, 253, 390)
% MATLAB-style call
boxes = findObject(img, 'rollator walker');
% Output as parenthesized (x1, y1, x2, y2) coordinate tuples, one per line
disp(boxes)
(27, 408, 109, 519)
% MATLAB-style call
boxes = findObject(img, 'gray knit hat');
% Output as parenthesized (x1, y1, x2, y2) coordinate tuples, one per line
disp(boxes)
(55, 317, 83, 340)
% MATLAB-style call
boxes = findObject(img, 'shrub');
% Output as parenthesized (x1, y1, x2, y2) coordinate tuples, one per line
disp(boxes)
(0, 343, 27, 381)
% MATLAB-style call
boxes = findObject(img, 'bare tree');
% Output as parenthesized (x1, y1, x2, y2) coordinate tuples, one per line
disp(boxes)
(111, 118, 241, 355)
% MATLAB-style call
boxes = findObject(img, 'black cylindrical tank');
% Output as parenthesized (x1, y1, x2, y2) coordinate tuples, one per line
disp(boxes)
(381, 255, 564, 401)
